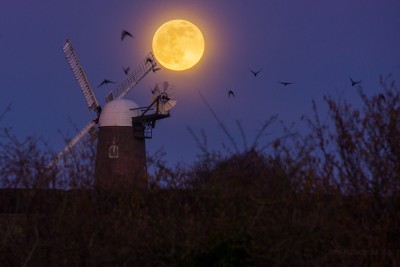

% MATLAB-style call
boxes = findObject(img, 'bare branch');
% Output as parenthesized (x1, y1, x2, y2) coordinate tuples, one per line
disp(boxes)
(197, 90, 239, 154)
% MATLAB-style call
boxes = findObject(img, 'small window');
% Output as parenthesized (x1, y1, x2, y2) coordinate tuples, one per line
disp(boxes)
(109, 144, 119, 158)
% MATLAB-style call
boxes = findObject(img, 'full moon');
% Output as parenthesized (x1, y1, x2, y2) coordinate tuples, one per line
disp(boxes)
(152, 19, 205, 71)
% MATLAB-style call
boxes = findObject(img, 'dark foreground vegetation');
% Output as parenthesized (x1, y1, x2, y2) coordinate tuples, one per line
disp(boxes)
(0, 76, 399, 266)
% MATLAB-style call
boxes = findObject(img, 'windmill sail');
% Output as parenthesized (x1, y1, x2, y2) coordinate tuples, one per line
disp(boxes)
(62, 39, 100, 112)
(50, 39, 160, 184)
(156, 81, 176, 115)
(159, 99, 177, 114)
(106, 52, 157, 102)
(48, 120, 97, 170)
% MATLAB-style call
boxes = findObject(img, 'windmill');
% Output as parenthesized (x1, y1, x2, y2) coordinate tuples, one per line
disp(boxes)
(48, 38, 176, 191)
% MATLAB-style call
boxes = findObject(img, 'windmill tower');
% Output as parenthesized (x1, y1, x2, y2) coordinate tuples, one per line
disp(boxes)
(48, 39, 176, 192)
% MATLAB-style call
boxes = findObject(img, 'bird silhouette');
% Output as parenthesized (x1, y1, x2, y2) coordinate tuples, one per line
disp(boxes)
(97, 79, 115, 88)
(279, 81, 293, 86)
(121, 30, 134, 41)
(249, 68, 262, 77)
(350, 77, 361, 87)
(228, 90, 235, 98)
(122, 66, 130, 75)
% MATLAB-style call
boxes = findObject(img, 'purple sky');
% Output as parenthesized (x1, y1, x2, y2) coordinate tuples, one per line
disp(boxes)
(1, 0, 400, 168)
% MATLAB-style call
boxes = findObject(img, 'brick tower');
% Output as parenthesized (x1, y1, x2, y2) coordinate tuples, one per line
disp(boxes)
(94, 99, 147, 191)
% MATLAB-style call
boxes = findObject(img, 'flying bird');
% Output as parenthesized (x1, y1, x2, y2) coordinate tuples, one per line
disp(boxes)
(122, 66, 130, 75)
(97, 79, 115, 88)
(249, 68, 262, 77)
(279, 81, 293, 86)
(350, 77, 361, 87)
(228, 90, 235, 98)
(121, 30, 134, 41)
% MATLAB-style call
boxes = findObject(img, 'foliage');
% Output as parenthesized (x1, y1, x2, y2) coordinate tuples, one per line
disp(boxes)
(0, 76, 400, 266)
(0, 128, 51, 188)
(300, 75, 400, 197)
(0, 127, 96, 189)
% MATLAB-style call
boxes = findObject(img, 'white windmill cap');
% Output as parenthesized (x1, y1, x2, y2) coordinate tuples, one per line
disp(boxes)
(99, 99, 140, 127)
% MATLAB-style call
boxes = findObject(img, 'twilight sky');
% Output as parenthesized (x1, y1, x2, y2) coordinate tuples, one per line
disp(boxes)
(1, 0, 400, 168)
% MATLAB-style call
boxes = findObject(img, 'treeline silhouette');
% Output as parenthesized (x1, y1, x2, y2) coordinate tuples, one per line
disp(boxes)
(0, 75, 399, 266)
